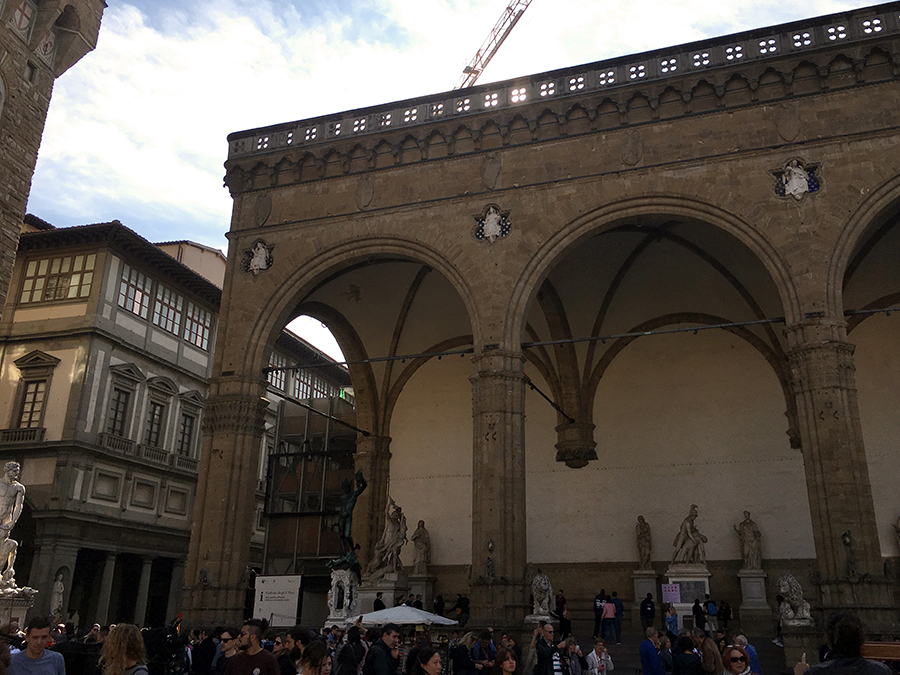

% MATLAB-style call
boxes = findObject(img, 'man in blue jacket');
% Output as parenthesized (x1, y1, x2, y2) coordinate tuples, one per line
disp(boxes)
(639, 628, 665, 675)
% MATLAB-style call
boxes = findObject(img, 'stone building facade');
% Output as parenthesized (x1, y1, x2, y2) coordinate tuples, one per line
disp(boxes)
(0, 0, 105, 322)
(188, 3, 900, 630)
(0, 219, 219, 625)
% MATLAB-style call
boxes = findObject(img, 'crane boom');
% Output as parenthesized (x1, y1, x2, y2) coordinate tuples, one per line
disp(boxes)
(455, 0, 533, 89)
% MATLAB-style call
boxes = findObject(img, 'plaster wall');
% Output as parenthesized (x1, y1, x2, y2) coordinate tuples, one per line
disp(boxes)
(388, 356, 474, 566)
(525, 328, 815, 563)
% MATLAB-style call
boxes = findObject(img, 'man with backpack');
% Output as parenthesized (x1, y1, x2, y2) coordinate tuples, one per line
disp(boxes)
(362, 624, 400, 675)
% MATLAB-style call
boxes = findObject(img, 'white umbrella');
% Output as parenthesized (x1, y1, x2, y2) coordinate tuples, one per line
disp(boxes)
(354, 605, 459, 626)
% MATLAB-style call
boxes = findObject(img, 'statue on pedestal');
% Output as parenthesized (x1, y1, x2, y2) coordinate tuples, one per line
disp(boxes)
(733, 511, 762, 569)
(410, 520, 431, 576)
(51, 573, 65, 617)
(364, 497, 407, 583)
(0, 462, 32, 597)
(530, 568, 553, 617)
(636, 516, 652, 569)
(776, 573, 812, 625)
(672, 504, 707, 564)
(327, 470, 367, 579)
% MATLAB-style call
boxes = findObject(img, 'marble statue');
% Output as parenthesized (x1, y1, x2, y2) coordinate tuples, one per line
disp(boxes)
(0, 462, 25, 590)
(364, 497, 407, 582)
(636, 516, 652, 569)
(784, 160, 809, 199)
(248, 241, 272, 275)
(531, 568, 553, 616)
(410, 520, 431, 575)
(328, 471, 367, 577)
(51, 573, 65, 617)
(672, 504, 707, 564)
(776, 573, 812, 624)
(733, 511, 762, 569)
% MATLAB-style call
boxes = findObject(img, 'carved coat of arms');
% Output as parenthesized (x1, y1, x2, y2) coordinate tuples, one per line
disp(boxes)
(473, 204, 511, 244)
(773, 159, 821, 200)
(242, 240, 274, 275)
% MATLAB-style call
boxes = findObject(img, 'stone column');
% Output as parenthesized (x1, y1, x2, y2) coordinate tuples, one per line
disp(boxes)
(133, 557, 154, 626)
(785, 317, 896, 627)
(468, 350, 528, 624)
(183, 392, 269, 625)
(96, 552, 118, 624)
(352, 435, 392, 571)
(166, 559, 185, 622)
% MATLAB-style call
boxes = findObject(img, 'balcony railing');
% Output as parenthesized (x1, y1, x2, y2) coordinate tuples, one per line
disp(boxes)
(170, 454, 199, 472)
(138, 444, 169, 465)
(98, 432, 137, 455)
(0, 427, 46, 444)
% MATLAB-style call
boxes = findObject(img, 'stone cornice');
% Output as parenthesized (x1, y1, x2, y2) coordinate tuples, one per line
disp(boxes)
(225, 1, 900, 193)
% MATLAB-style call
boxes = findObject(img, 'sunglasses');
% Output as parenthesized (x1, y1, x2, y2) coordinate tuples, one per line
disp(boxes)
(730, 658, 746, 663)
(221, 638, 233, 643)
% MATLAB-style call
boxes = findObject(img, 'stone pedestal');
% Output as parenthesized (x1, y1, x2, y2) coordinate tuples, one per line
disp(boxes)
(665, 563, 710, 627)
(737, 568, 771, 634)
(0, 597, 34, 626)
(782, 622, 819, 671)
(632, 569, 659, 628)
(326, 569, 359, 625)
(408, 574, 435, 610)
(358, 571, 409, 613)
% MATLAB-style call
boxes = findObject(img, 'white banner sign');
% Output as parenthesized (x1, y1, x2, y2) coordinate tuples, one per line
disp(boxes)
(254, 575, 303, 625)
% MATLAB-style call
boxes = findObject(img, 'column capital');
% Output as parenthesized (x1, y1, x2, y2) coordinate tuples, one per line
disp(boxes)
(470, 349, 525, 374)
(201, 395, 268, 435)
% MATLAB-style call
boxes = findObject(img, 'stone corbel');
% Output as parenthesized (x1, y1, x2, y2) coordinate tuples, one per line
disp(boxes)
(554, 421, 598, 468)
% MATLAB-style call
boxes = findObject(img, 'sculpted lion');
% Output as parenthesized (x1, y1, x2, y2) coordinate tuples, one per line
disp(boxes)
(777, 573, 812, 622)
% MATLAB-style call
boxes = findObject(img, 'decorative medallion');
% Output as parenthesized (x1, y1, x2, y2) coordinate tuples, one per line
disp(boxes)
(242, 240, 274, 275)
(9, 1, 36, 42)
(772, 159, 821, 200)
(36, 30, 56, 67)
(253, 194, 272, 226)
(482, 154, 502, 190)
(620, 129, 643, 166)
(355, 175, 374, 210)
(473, 204, 511, 244)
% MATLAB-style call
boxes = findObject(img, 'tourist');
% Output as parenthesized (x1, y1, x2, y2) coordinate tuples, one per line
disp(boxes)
(491, 646, 518, 675)
(193, 629, 217, 675)
(722, 646, 753, 675)
(84, 624, 102, 644)
(300, 642, 329, 675)
(772, 595, 784, 648)
(585, 639, 612, 675)
(703, 597, 718, 633)
(731, 636, 759, 675)
(530, 623, 557, 675)
(718, 602, 732, 631)
(335, 627, 365, 675)
(671, 635, 702, 675)
(472, 630, 496, 669)
(664, 607, 679, 640)
(227, 621, 280, 675)
(413, 595, 424, 610)
(451, 633, 480, 675)
(601, 597, 616, 644)
(592, 590, 606, 640)
(690, 628, 722, 675)
(410, 648, 442, 675)
(373, 593, 386, 611)
(794, 613, 890, 675)
(611, 593, 624, 644)
(273, 635, 286, 658)
(215, 629, 238, 675)
(657, 636, 673, 675)
(640, 594, 656, 630)
(639, 629, 665, 675)
(361, 624, 399, 675)
(691, 601, 705, 634)
(563, 638, 583, 675)
(433, 595, 445, 617)
(9, 616, 65, 675)
(100, 624, 148, 675)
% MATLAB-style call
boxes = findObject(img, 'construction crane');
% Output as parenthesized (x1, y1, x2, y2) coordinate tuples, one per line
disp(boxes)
(455, 0, 534, 89)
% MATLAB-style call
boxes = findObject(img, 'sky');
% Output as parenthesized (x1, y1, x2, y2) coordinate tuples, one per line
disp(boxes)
(25, 0, 877, 358)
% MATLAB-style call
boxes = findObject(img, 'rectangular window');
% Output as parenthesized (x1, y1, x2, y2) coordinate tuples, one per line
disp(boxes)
(312, 376, 338, 398)
(184, 302, 211, 350)
(152, 284, 183, 335)
(17, 380, 46, 428)
(20, 254, 95, 304)
(268, 352, 286, 390)
(144, 401, 165, 447)
(118, 263, 152, 319)
(176, 413, 195, 456)
(293, 370, 312, 399)
(106, 388, 130, 437)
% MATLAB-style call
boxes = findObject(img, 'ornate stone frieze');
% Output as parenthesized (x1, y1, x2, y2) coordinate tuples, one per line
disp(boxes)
(201, 396, 268, 435)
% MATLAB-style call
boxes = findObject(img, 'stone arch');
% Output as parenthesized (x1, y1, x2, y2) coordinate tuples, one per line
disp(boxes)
(827, 172, 900, 317)
(506, 195, 799, 348)
(241, 238, 481, 392)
